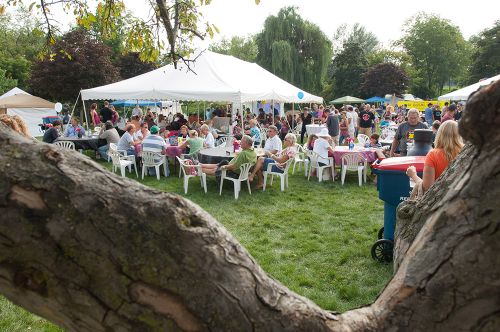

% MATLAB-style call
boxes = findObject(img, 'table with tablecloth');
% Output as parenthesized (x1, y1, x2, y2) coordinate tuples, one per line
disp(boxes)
(305, 124, 326, 136)
(332, 146, 378, 166)
(55, 136, 107, 150)
(198, 147, 265, 164)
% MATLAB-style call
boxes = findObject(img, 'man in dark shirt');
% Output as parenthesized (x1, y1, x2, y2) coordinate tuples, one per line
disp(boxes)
(300, 107, 312, 144)
(325, 108, 340, 145)
(358, 105, 375, 136)
(43, 120, 61, 143)
(432, 105, 442, 122)
(100, 101, 113, 123)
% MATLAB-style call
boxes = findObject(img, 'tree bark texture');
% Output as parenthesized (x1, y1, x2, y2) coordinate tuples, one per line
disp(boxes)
(0, 81, 499, 331)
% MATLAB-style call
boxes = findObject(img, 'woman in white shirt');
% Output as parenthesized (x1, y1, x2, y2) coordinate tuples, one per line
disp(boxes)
(313, 129, 334, 165)
(200, 124, 215, 148)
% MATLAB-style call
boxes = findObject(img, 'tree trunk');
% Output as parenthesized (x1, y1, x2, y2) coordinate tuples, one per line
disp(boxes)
(0, 81, 499, 331)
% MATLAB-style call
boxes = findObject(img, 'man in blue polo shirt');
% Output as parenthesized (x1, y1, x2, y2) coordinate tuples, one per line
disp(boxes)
(424, 103, 433, 125)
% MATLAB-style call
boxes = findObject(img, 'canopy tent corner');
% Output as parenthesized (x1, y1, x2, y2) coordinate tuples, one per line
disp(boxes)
(438, 74, 500, 101)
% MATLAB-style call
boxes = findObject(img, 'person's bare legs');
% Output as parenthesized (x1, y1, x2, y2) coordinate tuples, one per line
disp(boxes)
(249, 157, 265, 182)
(200, 164, 218, 175)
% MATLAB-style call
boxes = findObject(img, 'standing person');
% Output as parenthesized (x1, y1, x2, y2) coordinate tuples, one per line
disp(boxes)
(43, 120, 62, 143)
(132, 104, 143, 118)
(389, 109, 428, 157)
(110, 105, 119, 126)
(339, 111, 349, 145)
(441, 103, 457, 122)
(97, 121, 120, 160)
(346, 106, 356, 139)
(358, 104, 375, 136)
(100, 101, 113, 123)
(89, 103, 101, 127)
(325, 108, 340, 146)
(454, 103, 464, 121)
(432, 105, 442, 122)
(424, 103, 434, 125)
(300, 107, 312, 144)
(406, 121, 463, 195)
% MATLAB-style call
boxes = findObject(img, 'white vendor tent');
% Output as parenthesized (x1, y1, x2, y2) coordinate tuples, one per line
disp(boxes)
(438, 74, 500, 101)
(0, 88, 57, 136)
(81, 51, 323, 104)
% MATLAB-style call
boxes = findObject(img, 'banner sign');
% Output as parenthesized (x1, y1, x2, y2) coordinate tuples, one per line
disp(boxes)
(397, 100, 448, 111)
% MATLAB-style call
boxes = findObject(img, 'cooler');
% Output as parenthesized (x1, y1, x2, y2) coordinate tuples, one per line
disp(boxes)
(370, 156, 425, 261)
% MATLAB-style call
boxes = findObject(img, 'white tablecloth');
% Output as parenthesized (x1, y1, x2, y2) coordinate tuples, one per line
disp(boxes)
(305, 124, 326, 136)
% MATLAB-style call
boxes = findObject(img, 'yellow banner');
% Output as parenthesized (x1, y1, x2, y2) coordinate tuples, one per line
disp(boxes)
(396, 100, 448, 112)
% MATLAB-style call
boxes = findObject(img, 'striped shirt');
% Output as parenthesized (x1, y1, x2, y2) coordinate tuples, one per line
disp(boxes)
(142, 134, 166, 154)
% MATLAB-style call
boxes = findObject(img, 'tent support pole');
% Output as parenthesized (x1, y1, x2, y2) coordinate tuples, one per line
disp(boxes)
(272, 99, 274, 125)
(70, 91, 81, 120)
(81, 94, 89, 133)
(204, 102, 206, 122)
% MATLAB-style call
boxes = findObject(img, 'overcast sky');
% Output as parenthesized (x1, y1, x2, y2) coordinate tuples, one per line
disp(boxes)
(126, 0, 499, 48)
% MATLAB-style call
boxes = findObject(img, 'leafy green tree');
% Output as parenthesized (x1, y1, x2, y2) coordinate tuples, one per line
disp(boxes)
(468, 20, 500, 84)
(331, 23, 379, 57)
(0, 68, 18, 95)
(361, 63, 409, 97)
(326, 42, 368, 100)
(209, 36, 258, 62)
(29, 29, 120, 103)
(116, 52, 157, 79)
(398, 13, 469, 97)
(255, 6, 332, 94)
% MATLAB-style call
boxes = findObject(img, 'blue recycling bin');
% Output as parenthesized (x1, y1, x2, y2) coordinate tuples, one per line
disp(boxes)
(370, 156, 425, 262)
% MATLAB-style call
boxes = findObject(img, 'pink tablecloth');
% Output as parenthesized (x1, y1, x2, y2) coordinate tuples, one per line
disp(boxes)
(332, 146, 377, 165)
(165, 145, 184, 158)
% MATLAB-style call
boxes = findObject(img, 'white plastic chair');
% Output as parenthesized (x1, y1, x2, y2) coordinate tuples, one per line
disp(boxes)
(357, 134, 370, 146)
(176, 156, 207, 194)
(263, 158, 294, 192)
(54, 141, 75, 150)
(307, 150, 335, 182)
(259, 129, 268, 148)
(109, 148, 138, 178)
(141, 151, 167, 180)
(292, 144, 309, 176)
(215, 136, 229, 147)
(341, 153, 367, 186)
(219, 163, 252, 200)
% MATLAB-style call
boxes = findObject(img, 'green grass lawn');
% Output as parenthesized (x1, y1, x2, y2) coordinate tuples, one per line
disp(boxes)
(1, 156, 392, 330)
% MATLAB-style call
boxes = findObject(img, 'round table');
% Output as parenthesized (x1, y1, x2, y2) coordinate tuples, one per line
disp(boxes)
(198, 147, 234, 164)
(306, 124, 326, 136)
(55, 136, 107, 150)
(332, 146, 378, 166)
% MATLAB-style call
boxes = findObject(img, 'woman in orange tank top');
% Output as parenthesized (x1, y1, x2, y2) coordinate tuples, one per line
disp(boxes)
(406, 121, 463, 193)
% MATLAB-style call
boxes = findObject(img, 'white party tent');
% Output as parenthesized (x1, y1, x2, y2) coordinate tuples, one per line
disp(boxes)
(81, 51, 323, 104)
(0, 87, 57, 136)
(438, 74, 500, 101)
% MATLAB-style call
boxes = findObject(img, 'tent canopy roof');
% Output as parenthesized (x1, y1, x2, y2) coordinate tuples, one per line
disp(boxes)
(0, 94, 55, 109)
(438, 74, 500, 101)
(329, 96, 365, 104)
(81, 51, 323, 104)
(111, 100, 162, 107)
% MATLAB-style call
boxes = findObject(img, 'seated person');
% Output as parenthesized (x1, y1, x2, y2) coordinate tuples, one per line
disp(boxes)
(98, 121, 120, 160)
(117, 124, 138, 156)
(43, 120, 62, 143)
(245, 119, 260, 147)
(305, 134, 318, 151)
(369, 133, 387, 159)
(263, 125, 282, 156)
(201, 135, 256, 177)
(249, 133, 297, 189)
(178, 125, 189, 139)
(64, 117, 85, 137)
(179, 130, 204, 158)
(200, 124, 215, 148)
(313, 129, 334, 165)
(142, 125, 168, 176)
(380, 115, 393, 128)
(406, 121, 463, 196)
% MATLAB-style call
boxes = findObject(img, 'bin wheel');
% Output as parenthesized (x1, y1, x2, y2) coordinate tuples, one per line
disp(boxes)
(377, 227, 384, 239)
(371, 239, 394, 263)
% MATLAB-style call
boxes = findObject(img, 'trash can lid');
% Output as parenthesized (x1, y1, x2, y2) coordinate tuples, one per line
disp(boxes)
(373, 156, 426, 172)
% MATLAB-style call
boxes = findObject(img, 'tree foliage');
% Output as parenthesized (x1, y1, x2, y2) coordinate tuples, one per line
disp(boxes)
(468, 20, 500, 84)
(0, 68, 18, 95)
(209, 36, 258, 63)
(255, 6, 332, 94)
(115, 52, 157, 80)
(30, 29, 120, 103)
(361, 62, 409, 97)
(398, 13, 469, 97)
(326, 42, 368, 100)
(331, 23, 379, 57)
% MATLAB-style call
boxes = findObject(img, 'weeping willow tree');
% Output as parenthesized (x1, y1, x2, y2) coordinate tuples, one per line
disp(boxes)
(256, 6, 332, 95)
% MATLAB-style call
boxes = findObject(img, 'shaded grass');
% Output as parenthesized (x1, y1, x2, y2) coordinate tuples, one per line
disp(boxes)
(2, 156, 392, 330)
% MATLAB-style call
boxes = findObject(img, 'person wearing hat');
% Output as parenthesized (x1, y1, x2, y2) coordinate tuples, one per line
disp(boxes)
(142, 125, 168, 176)
(313, 128, 334, 165)
(97, 120, 120, 160)
(263, 125, 282, 156)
